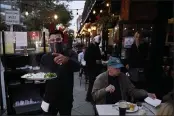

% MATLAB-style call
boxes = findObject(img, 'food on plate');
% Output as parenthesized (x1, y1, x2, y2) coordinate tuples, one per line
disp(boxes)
(44, 73, 57, 78)
(21, 72, 57, 80)
(21, 73, 33, 78)
(128, 103, 135, 111)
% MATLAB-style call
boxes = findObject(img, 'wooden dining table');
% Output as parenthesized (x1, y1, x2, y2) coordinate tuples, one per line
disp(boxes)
(96, 103, 161, 115)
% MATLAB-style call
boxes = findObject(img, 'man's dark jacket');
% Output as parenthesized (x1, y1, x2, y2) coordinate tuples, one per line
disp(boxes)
(40, 49, 80, 106)
(84, 43, 101, 70)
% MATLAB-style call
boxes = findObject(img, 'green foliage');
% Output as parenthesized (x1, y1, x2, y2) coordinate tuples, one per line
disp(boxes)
(18, 0, 73, 31)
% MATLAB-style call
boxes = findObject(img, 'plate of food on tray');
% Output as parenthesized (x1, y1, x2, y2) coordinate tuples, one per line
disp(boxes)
(114, 102, 138, 113)
(21, 72, 57, 81)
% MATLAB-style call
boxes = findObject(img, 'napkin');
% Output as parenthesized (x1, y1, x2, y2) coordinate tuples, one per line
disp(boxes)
(144, 97, 161, 107)
(41, 101, 50, 112)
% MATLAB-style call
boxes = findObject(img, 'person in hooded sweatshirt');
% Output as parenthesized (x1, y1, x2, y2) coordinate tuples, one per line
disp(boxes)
(84, 35, 102, 102)
(40, 30, 80, 115)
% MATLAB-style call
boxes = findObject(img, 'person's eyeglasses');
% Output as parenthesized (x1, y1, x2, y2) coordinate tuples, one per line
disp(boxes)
(49, 38, 62, 43)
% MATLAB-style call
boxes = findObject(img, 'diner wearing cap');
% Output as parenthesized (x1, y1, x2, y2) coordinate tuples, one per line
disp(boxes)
(92, 56, 156, 105)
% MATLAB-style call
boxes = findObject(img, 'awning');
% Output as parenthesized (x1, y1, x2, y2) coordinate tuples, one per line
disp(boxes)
(81, 0, 96, 24)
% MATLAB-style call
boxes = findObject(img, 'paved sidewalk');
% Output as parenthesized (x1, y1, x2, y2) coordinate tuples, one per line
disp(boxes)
(71, 73, 95, 115)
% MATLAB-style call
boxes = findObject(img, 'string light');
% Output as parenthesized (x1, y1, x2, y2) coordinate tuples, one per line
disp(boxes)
(106, 3, 110, 7)
(54, 14, 58, 20)
(93, 10, 96, 14)
(25, 11, 29, 16)
(76, 9, 78, 15)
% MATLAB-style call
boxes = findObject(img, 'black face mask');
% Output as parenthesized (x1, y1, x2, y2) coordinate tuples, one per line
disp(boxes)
(50, 42, 63, 53)
(95, 42, 100, 46)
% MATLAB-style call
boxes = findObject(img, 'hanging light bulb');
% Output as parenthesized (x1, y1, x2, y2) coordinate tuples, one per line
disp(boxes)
(93, 10, 96, 14)
(25, 11, 29, 16)
(100, 10, 103, 13)
(76, 9, 78, 15)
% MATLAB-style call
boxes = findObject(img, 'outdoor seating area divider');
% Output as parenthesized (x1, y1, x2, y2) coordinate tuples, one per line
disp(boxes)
(0, 31, 47, 115)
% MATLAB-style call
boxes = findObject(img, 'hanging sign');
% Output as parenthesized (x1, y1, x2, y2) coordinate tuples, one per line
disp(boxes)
(5, 10, 20, 25)
(120, 0, 130, 20)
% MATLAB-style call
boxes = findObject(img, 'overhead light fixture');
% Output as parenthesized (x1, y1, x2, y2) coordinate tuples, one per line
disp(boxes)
(93, 10, 96, 14)
(100, 10, 103, 13)
(91, 26, 96, 30)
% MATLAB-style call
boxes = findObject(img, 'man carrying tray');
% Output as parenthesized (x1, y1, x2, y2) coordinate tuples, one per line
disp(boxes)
(40, 30, 80, 115)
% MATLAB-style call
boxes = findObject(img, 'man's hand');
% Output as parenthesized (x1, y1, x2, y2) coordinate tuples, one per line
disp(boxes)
(148, 93, 156, 99)
(105, 84, 115, 93)
(126, 64, 129, 70)
(52, 53, 69, 65)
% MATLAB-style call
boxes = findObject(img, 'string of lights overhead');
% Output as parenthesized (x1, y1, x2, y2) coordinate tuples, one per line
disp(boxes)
(19, 2, 83, 16)
(92, 0, 111, 15)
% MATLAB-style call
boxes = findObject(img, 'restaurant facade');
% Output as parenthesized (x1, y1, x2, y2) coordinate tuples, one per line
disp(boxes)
(78, 0, 173, 99)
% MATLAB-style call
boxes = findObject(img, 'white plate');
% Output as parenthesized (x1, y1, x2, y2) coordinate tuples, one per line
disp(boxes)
(21, 73, 57, 81)
(25, 76, 57, 81)
(115, 102, 138, 113)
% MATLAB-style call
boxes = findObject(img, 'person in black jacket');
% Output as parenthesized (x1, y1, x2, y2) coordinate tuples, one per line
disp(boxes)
(84, 35, 102, 102)
(126, 31, 149, 89)
(40, 30, 80, 115)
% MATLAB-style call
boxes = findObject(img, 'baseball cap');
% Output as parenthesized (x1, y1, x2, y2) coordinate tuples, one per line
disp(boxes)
(107, 57, 124, 69)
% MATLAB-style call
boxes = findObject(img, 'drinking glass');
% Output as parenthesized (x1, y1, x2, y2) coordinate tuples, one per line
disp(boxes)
(119, 100, 127, 116)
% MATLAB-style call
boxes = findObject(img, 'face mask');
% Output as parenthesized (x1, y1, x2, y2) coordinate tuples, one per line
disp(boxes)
(95, 42, 100, 46)
(50, 42, 63, 53)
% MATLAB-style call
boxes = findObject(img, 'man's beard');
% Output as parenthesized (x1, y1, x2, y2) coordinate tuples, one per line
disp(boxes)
(50, 42, 63, 53)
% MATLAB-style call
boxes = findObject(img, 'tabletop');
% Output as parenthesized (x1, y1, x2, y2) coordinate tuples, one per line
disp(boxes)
(96, 103, 160, 115)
